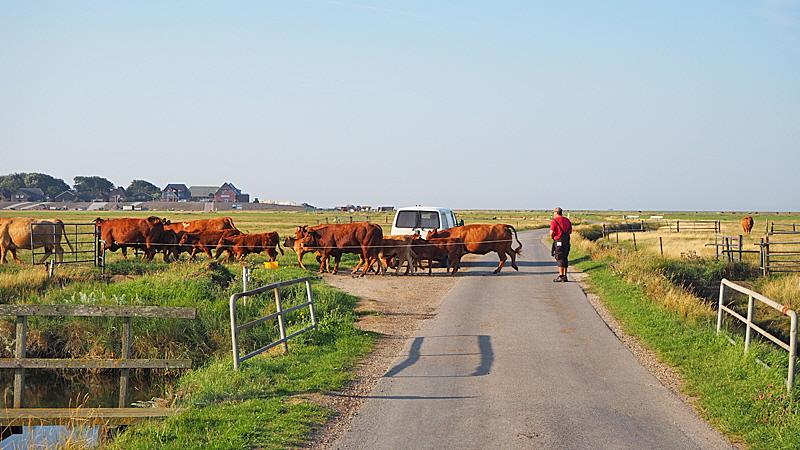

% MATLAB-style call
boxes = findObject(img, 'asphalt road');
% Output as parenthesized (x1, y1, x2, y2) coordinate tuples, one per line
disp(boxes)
(331, 229, 736, 450)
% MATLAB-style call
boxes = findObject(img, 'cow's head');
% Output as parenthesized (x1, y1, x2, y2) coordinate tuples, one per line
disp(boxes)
(93, 217, 104, 224)
(298, 229, 322, 248)
(178, 232, 200, 246)
(293, 225, 310, 239)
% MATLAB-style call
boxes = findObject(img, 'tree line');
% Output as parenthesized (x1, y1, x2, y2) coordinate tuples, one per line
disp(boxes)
(0, 172, 162, 201)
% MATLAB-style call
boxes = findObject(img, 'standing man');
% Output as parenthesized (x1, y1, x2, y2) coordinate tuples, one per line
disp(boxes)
(550, 207, 572, 282)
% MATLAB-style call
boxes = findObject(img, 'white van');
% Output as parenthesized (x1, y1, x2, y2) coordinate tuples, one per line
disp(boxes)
(390, 206, 461, 236)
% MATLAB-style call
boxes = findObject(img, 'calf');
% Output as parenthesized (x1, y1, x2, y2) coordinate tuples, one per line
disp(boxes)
(411, 237, 467, 275)
(370, 235, 418, 275)
(178, 229, 242, 261)
(216, 232, 283, 263)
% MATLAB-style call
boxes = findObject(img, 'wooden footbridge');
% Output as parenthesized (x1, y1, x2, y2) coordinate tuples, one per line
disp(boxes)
(0, 304, 195, 440)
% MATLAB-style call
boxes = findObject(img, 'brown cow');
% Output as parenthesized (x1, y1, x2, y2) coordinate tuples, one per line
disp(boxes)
(215, 232, 284, 263)
(94, 216, 165, 262)
(411, 237, 466, 275)
(285, 226, 371, 273)
(177, 229, 242, 261)
(283, 225, 326, 270)
(427, 224, 522, 274)
(742, 216, 754, 234)
(155, 229, 185, 262)
(0, 218, 75, 264)
(292, 223, 383, 276)
(163, 217, 237, 233)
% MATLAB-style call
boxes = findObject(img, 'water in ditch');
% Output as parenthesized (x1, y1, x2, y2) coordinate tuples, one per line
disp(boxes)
(1, 370, 173, 449)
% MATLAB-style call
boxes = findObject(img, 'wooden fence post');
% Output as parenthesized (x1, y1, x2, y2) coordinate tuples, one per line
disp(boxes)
(119, 316, 132, 408)
(13, 316, 27, 408)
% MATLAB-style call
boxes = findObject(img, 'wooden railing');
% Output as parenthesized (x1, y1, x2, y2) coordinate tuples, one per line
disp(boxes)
(0, 304, 195, 428)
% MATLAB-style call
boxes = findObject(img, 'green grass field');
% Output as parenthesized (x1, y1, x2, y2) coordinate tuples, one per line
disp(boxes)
(2, 209, 800, 448)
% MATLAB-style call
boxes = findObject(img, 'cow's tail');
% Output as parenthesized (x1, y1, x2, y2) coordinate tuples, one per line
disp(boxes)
(507, 225, 523, 255)
(277, 238, 284, 255)
(57, 221, 75, 252)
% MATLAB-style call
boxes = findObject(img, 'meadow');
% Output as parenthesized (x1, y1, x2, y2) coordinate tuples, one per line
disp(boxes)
(1, 208, 799, 448)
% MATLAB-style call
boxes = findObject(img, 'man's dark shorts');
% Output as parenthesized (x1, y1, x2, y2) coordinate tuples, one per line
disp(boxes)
(554, 241, 570, 268)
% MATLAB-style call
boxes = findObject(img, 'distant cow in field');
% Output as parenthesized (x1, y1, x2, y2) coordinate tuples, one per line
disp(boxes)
(215, 232, 283, 263)
(741, 216, 754, 234)
(427, 224, 522, 274)
(0, 218, 74, 264)
(94, 216, 165, 261)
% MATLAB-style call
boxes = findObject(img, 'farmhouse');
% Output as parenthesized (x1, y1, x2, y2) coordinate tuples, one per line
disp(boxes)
(109, 187, 127, 202)
(12, 188, 45, 202)
(162, 184, 191, 202)
(53, 190, 77, 202)
(189, 186, 218, 202)
(214, 182, 249, 203)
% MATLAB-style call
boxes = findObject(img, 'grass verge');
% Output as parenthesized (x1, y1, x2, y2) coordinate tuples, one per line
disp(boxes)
(571, 236, 800, 450)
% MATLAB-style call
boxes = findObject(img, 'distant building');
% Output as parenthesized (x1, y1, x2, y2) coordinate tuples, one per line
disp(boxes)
(129, 191, 153, 202)
(0, 189, 11, 201)
(12, 188, 45, 202)
(54, 190, 77, 202)
(162, 184, 191, 202)
(77, 191, 109, 202)
(109, 187, 127, 202)
(214, 182, 249, 203)
(189, 186, 218, 202)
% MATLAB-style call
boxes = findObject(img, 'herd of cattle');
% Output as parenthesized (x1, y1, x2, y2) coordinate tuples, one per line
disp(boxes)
(0, 216, 524, 276)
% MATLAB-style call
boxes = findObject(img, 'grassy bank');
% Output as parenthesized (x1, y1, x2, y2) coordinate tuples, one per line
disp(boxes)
(0, 248, 374, 448)
(572, 231, 800, 450)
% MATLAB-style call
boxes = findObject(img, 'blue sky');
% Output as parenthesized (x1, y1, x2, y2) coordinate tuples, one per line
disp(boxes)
(2, 1, 798, 211)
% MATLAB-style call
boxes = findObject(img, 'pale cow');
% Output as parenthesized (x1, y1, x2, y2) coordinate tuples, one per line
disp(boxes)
(0, 218, 74, 264)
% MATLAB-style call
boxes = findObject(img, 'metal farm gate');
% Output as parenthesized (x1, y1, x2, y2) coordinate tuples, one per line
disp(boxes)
(29, 222, 99, 267)
(758, 223, 800, 276)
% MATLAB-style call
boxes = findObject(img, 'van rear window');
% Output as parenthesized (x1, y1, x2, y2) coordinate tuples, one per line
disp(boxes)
(395, 211, 418, 228)
(395, 211, 441, 229)
(419, 212, 440, 228)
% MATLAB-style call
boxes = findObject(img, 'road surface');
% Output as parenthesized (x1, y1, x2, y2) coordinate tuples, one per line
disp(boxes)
(331, 229, 735, 450)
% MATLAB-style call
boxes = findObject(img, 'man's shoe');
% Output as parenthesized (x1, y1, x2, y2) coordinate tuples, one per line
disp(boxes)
(553, 275, 565, 282)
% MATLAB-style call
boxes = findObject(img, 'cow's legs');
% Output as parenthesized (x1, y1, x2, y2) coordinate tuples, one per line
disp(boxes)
(493, 250, 507, 274)
(37, 245, 54, 264)
(507, 248, 519, 271)
(351, 254, 368, 275)
(55, 243, 65, 263)
(9, 248, 22, 264)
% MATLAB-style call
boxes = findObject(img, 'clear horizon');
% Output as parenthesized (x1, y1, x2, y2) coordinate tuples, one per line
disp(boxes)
(3, 2, 798, 211)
